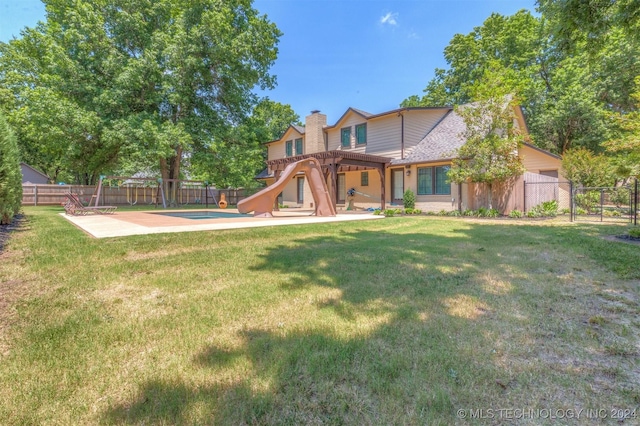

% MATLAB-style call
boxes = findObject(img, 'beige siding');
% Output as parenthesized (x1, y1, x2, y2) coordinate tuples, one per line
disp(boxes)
(278, 174, 325, 209)
(337, 170, 383, 210)
(366, 117, 401, 157)
(267, 142, 285, 161)
(267, 128, 305, 161)
(402, 109, 449, 155)
(326, 109, 449, 159)
(521, 145, 563, 177)
(326, 113, 370, 152)
(281, 177, 298, 206)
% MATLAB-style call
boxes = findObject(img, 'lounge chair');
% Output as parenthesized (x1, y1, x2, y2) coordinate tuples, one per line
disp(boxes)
(64, 192, 117, 215)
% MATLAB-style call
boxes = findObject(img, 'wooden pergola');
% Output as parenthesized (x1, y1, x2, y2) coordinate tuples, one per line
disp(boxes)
(266, 150, 391, 210)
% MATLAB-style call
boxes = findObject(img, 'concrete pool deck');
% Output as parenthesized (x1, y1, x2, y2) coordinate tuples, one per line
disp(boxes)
(60, 209, 384, 238)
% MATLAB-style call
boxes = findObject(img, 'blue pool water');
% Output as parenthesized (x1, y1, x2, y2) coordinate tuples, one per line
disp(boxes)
(151, 211, 249, 220)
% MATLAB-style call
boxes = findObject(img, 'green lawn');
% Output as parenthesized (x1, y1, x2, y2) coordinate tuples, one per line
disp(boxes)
(1, 207, 639, 425)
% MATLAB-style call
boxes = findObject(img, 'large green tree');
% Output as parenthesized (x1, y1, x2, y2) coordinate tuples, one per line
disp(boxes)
(537, 0, 640, 53)
(191, 98, 301, 189)
(0, 0, 281, 187)
(401, 10, 542, 108)
(402, 8, 639, 156)
(448, 94, 526, 211)
(604, 77, 640, 180)
(0, 112, 23, 225)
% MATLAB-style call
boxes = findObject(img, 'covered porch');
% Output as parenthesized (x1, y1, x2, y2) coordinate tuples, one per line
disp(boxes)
(266, 150, 391, 211)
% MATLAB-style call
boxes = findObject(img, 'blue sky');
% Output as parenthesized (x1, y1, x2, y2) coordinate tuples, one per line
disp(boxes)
(1, 0, 536, 123)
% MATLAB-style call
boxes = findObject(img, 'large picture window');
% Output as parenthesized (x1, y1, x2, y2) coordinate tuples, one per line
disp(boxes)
(285, 140, 293, 157)
(417, 166, 451, 195)
(341, 128, 351, 148)
(356, 123, 367, 145)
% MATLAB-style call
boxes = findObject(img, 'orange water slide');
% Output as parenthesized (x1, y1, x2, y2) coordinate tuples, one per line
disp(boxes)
(237, 157, 337, 217)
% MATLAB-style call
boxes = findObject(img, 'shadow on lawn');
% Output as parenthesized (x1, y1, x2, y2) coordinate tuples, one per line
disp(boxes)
(102, 221, 637, 424)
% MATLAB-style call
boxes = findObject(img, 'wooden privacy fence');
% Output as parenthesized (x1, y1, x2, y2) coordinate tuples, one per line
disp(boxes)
(22, 184, 256, 207)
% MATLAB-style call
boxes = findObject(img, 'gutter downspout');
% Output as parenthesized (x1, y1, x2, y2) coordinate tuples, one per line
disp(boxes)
(400, 112, 405, 159)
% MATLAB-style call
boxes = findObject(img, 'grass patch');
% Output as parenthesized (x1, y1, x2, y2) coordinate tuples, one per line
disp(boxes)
(0, 207, 639, 424)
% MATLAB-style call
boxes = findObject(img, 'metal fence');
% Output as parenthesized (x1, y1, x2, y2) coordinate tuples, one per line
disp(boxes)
(523, 178, 638, 225)
(572, 181, 638, 224)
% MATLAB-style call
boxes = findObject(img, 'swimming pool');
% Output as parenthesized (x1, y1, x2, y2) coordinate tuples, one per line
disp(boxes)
(150, 211, 250, 220)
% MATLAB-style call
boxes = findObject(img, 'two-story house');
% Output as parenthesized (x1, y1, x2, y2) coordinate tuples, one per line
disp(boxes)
(259, 104, 564, 213)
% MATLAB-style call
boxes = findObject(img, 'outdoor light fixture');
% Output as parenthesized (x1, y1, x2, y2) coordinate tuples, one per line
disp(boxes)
(406, 170, 411, 176)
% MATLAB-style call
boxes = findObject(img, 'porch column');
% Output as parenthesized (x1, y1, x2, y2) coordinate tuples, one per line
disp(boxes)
(330, 163, 337, 207)
(273, 169, 281, 211)
(377, 165, 386, 210)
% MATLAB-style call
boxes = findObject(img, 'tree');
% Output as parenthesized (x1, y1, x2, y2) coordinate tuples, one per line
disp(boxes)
(537, 0, 640, 53)
(448, 95, 526, 210)
(603, 77, 640, 180)
(402, 8, 639, 155)
(401, 10, 542, 107)
(0, 112, 22, 225)
(0, 0, 281, 189)
(561, 147, 613, 187)
(191, 98, 300, 189)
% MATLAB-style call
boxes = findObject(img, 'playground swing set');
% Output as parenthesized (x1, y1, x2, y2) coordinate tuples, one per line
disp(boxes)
(90, 176, 225, 209)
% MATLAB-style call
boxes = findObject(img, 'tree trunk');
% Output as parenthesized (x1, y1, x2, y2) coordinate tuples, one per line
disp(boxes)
(159, 146, 182, 206)
(488, 183, 493, 210)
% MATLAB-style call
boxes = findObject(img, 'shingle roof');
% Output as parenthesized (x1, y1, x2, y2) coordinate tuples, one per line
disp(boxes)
(255, 168, 274, 180)
(392, 110, 466, 165)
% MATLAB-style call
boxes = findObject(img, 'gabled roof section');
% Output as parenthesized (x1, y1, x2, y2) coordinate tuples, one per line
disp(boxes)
(325, 106, 452, 130)
(263, 124, 305, 145)
(20, 162, 50, 179)
(392, 103, 559, 165)
(329, 107, 373, 129)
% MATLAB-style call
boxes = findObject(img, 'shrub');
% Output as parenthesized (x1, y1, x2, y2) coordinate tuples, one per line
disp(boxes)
(575, 191, 600, 214)
(384, 208, 402, 217)
(628, 227, 640, 238)
(541, 200, 558, 217)
(0, 113, 23, 225)
(447, 210, 461, 217)
(527, 200, 558, 218)
(609, 188, 630, 208)
(486, 208, 500, 218)
(462, 209, 475, 217)
(403, 188, 416, 209)
(509, 209, 523, 218)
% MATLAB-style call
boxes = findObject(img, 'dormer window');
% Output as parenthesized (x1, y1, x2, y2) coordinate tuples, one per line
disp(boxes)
(341, 128, 351, 148)
(356, 123, 367, 145)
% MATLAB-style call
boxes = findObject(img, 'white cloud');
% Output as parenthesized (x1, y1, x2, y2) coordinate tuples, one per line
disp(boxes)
(380, 12, 398, 26)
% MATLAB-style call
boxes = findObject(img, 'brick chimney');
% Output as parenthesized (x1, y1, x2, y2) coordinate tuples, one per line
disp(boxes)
(305, 110, 327, 154)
